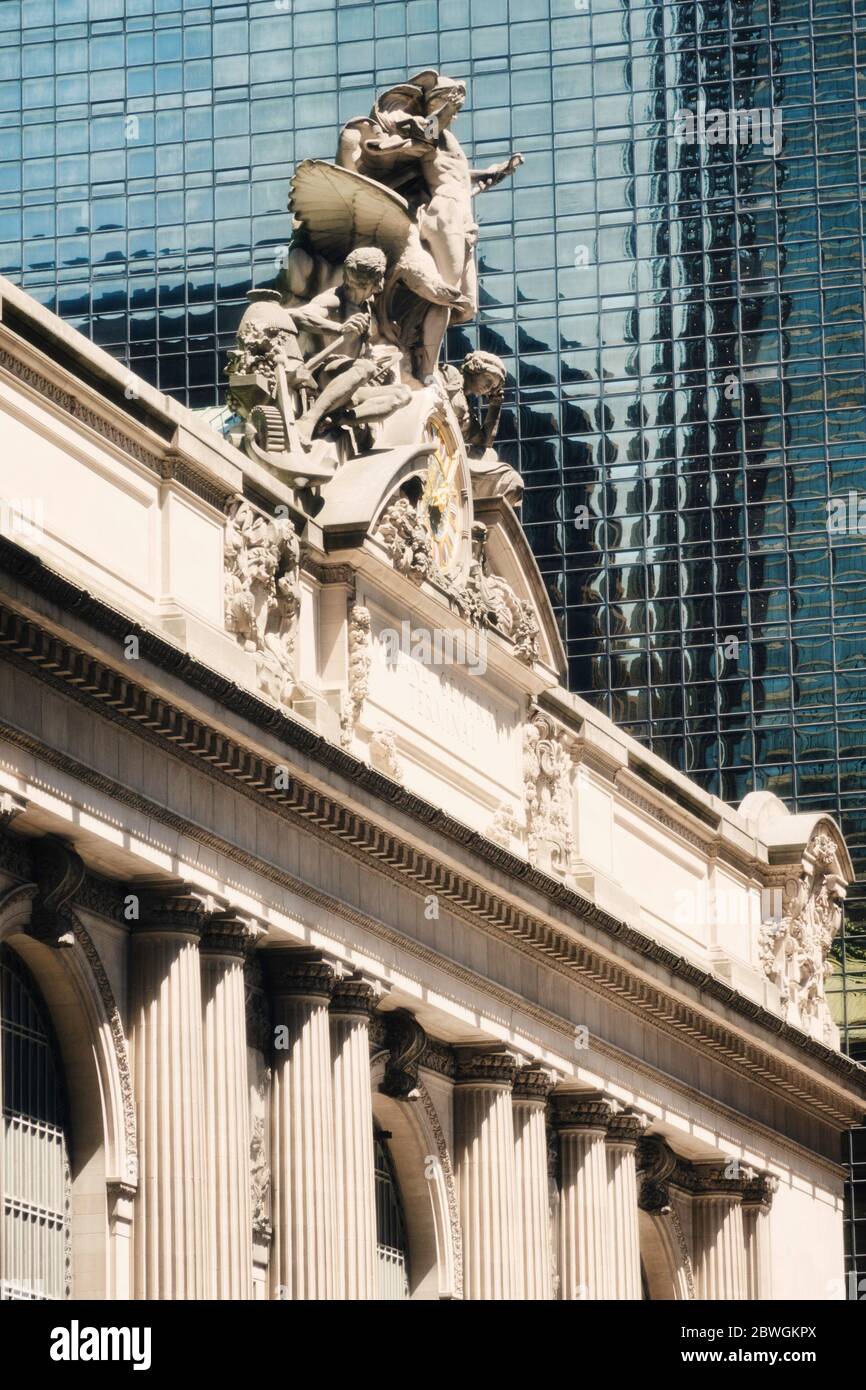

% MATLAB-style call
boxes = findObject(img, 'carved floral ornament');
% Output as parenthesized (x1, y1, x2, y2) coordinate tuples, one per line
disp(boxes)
(342, 604, 373, 748)
(224, 496, 302, 709)
(758, 828, 846, 1044)
(372, 495, 541, 667)
(523, 709, 577, 877)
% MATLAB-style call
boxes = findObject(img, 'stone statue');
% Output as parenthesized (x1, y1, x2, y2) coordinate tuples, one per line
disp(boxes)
(337, 71, 523, 363)
(442, 350, 506, 452)
(294, 70, 524, 380)
(224, 497, 301, 707)
(759, 829, 845, 1043)
(225, 68, 525, 487)
(290, 246, 411, 446)
(226, 252, 412, 479)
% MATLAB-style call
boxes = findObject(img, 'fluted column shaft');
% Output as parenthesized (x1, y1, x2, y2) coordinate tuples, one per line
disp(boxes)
(512, 1067, 555, 1300)
(555, 1098, 613, 1300)
(330, 977, 380, 1300)
(201, 916, 256, 1300)
(130, 895, 209, 1299)
(693, 1193, 747, 1299)
(455, 1049, 521, 1300)
(606, 1112, 645, 1301)
(267, 953, 340, 1300)
(743, 1175, 778, 1299)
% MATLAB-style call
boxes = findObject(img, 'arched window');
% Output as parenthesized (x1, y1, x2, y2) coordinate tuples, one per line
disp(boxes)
(1, 945, 71, 1300)
(374, 1130, 410, 1300)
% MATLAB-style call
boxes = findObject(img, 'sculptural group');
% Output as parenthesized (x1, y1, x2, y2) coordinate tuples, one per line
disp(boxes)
(226, 70, 523, 482)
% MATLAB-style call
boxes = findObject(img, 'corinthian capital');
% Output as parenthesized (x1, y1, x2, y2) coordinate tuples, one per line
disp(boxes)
(742, 1172, 780, 1212)
(552, 1094, 616, 1132)
(454, 1045, 525, 1088)
(200, 909, 263, 958)
(331, 972, 387, 1017)
(606, 1109, 648, 1147)
(513, 1064, 557, 1103)
(262, 949, 345, 998)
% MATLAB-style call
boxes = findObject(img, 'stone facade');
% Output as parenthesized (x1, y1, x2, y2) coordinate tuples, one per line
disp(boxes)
(0, 71, 864, 1301)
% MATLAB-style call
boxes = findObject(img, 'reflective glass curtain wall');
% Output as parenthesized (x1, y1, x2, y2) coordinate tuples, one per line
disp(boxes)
(0, 0, 863, 1291)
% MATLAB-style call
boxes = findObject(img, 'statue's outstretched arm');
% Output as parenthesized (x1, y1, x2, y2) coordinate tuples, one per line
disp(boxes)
(361, 136, 433, 170)
(470, 152, 524, 196)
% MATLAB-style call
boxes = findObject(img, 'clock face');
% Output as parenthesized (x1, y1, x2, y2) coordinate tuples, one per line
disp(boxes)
(419, 416, 464, 575)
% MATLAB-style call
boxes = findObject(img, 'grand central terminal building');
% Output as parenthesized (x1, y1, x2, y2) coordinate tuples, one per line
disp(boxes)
(0, 71, 864, 1302)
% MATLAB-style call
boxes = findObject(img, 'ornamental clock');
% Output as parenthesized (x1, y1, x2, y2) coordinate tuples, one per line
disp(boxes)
(418, 416, 466, 576)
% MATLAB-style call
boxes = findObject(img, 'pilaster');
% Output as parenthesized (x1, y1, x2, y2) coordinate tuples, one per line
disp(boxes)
(553, 1095, 614, 1300)
(605, 1110, 646, 1301)
(200, 912, 259, 1300)
(454, 1046, 522, 1300)
(512, 1065, 556, 1300)
(330, 974, 383, 1300)
(265, 950, 342, 1300)
(129, 889, 210, 1299)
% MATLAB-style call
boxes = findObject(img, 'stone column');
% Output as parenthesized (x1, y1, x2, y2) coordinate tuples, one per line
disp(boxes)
(512, 1065, 555, 1300)
(200, 913, 258, 1300)
(554, 1096, 613, 1300)
(330, 974, 382, 1300)
(129, 890, 210, 1300)
(265, 951, 341, 1300)
(454, 1047, 522, 1300)
(692, 1171, 747, 1300)
(605, 1111, 645, 1301)
(743, 1173, 778, 1300)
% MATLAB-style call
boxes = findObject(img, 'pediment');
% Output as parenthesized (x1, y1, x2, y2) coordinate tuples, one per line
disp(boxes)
(473, 495, 566, 679)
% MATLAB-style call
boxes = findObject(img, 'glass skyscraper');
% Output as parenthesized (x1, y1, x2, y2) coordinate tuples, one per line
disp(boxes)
(0, 0, 864, 1291)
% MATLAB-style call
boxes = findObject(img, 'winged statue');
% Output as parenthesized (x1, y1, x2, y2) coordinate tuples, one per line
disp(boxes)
(290, 159, 469, 381)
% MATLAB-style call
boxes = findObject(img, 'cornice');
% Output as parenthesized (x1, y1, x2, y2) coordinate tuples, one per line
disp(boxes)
(0, 560, 864, 1129)
(0, 342, 233, 514)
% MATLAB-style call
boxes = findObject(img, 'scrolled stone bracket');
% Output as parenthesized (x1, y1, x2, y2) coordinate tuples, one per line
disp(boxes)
(636, 1132, 678, 1215)
(380, 1007, 427, 1101)
(29, 835, 85, 949)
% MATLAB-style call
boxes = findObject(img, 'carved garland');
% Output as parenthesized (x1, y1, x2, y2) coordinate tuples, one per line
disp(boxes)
(523, 709, 576, 876)
(759, 829, 844, 1045)
(224, 496, 302, 709)
(342, 603, 372, 748)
